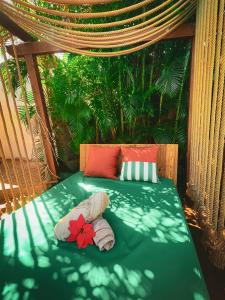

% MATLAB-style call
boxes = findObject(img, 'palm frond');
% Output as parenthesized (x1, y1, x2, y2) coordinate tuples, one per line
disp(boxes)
(155, 55, 189, 98)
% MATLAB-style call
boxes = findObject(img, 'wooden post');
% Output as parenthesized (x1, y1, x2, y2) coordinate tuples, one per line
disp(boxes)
(24, 54, 57, 180)
(187, 37, 195, 183)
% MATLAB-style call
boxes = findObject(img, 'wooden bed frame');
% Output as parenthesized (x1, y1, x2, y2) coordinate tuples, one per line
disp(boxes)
(80, 144, 178, 185)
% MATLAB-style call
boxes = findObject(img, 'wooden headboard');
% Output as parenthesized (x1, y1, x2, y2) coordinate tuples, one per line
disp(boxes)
(80, 144, 178, 185)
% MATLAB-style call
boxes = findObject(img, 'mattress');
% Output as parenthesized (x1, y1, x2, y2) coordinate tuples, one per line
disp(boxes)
(0, 172, 209, 300)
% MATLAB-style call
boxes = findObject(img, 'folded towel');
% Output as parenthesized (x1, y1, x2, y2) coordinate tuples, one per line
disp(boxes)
(54, 192, 109, 241)
(92, 216, 115, 251)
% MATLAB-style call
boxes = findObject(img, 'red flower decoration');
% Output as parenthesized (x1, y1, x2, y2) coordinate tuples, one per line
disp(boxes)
(67, 214, 96, 249)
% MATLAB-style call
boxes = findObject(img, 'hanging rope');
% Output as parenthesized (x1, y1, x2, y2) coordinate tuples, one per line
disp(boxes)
(0, 35, 51, 213)
(5, 2, 192, 48)
(0, 0, 196, 56)
(4, 0, 188, 40)
(14, 0, 155, 19)
(42, 0, 120, 4)
(188, 0, 225, 269)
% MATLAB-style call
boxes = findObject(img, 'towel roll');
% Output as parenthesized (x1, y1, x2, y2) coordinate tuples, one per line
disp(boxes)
(54, 192, 109, 241)
(92, 216, 115, 251)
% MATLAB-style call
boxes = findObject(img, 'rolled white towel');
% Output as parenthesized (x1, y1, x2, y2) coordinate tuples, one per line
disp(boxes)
(54, 192, 109, 241)
(92, 216, 115, 251)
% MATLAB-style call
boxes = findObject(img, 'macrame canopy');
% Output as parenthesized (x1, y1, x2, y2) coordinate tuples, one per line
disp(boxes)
(0, 0, 196, 56)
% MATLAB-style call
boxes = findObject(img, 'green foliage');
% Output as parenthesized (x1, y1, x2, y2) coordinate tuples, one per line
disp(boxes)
(17, 88, 36, 128)
(0, 56, 36, 128)
(1, 58, 27, 93)
(41, 40, 191, 183)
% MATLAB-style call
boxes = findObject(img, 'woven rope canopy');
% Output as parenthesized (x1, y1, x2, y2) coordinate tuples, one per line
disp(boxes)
(0, 0, 196, 56)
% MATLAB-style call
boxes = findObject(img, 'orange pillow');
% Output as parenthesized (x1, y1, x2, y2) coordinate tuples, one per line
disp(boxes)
(121, 145, 159, 162)
(84, 146, 120, 179)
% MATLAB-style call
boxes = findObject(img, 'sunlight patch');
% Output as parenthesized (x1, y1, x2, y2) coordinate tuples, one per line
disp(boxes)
(22, 278, 38, 290)
(38, 255, 50, 268)
(142, 186, 155, 192)
(18, 253, 34, 268)
(2, 283, 19, 300)
(92, 287, 110, 300)
(193, 268, 201, 279)
(78, 183, 108, 193)
(144, 269, 155, 279)
(113, 264, 124, 279)
(76, 287, 87, 297)
(193, 292, 205, 300)
(67, 272, 79, 283)
(161, 217, 177, 227)
(84, 267, 110, 287)
(79, 262, 92, 274)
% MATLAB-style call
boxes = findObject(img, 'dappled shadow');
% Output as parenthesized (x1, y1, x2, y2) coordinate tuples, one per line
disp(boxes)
(0, 172, 210, 300)
(78, 175, 190, 244)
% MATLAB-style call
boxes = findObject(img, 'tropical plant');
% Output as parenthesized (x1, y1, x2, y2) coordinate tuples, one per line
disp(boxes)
(9, 37, 187, 197)
(41, 39, 191, 181)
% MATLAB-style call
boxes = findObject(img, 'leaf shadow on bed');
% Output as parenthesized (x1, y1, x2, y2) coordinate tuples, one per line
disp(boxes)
(0, 175, 209, 300)
(0, 207, 154, 300)
(0, 208, 206, 300)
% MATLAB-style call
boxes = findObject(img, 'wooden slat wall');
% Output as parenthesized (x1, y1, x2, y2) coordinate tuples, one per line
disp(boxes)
(80, 144, 178, 185)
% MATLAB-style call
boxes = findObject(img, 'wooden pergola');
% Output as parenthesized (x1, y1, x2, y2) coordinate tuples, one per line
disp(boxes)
(0, 11, 195, 182)
(1, 1, 225, 270)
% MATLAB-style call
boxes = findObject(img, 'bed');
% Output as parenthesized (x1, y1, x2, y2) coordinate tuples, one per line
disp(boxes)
(0, 144, 209, 300)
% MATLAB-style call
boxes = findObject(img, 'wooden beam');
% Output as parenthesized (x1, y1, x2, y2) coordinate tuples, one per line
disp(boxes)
(163, 22, 195, 39)
(0, 12, 35, 42)
(24, 54, 57, 179)
(7, 23, 195, 57)
(7, 41, 65, 57)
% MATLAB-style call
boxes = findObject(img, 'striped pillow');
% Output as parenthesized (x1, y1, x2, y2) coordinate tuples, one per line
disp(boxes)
(120, 161, 158, 183)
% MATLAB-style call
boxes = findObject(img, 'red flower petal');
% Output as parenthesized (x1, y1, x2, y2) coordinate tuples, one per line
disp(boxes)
(76, 214, 85, 229)
(83, 224, 96, 239)
(85, 235, 94, 245)
(67, 214, 86, 237)
(76, 233, 87, 249)
(83, 223, 93, 232)
(67, 234, 77, 242)
(67, 214, 96, 249)
(68, 220, 80, 237)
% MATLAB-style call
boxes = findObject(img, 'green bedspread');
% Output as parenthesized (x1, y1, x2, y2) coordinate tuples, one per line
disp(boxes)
(0, 172, 209, 300)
